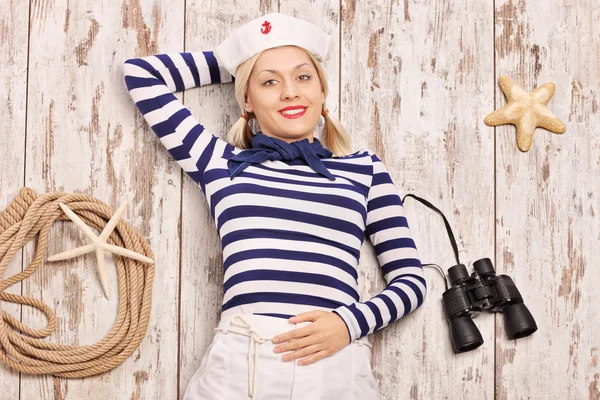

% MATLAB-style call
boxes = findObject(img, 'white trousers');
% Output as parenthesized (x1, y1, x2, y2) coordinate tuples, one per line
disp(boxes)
(182, 313, 381, 400)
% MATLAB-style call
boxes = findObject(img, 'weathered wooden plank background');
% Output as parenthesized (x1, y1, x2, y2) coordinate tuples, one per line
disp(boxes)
(1, 0, 598, 399)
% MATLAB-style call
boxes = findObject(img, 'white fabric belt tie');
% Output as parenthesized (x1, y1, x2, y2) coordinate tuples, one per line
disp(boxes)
(214, 313, 373, 399)
(214, 314, 268, 400)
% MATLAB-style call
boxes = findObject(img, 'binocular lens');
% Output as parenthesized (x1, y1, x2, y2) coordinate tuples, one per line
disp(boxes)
(448, 264, 469, 285)
(504, 303, 538, 339)
(449, 316, 484, 353)
(472, 257, 495, 276)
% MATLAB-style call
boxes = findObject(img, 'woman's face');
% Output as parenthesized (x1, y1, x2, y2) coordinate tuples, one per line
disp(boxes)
(245, 46, 325, 143)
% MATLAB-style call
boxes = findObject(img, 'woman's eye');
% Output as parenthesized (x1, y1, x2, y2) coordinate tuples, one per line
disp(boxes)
(262, 75, 312, 86)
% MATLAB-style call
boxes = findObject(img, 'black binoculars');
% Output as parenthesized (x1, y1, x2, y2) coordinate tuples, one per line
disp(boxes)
(442, 257, 538, 353)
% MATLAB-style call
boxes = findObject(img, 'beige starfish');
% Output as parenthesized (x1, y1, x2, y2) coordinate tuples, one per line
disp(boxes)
(484, 75, 566, 152)
(47, 201, 154, 300)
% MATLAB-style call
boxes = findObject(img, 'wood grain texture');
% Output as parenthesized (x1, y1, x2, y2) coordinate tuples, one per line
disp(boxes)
(14, 0, 182, 398)
(0, 0, 28, 398)
(0, 0, 598, 399)
(340, 0, 495, 399)
(494, 1, 600, 399)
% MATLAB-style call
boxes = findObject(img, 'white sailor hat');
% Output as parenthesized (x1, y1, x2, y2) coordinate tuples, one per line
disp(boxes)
(214, 13, 332, 77)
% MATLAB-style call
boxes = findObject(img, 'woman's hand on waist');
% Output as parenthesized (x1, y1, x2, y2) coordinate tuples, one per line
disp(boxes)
(271, 310, 350, 366)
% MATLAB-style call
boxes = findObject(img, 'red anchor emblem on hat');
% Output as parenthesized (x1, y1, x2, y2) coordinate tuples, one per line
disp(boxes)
(261, 21, 271, 34)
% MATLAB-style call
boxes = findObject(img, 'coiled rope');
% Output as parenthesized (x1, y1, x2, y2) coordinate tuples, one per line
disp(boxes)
(0, 187, 154, 377)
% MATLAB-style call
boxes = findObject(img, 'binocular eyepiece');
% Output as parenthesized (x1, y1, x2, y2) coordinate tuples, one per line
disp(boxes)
(442, 258, 538, 353)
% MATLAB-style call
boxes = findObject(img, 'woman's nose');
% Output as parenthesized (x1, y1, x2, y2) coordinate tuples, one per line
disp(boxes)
(280, 80, 300, 99)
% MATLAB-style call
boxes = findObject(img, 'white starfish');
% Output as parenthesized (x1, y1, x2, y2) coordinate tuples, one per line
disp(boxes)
(47, 201, 154, 300)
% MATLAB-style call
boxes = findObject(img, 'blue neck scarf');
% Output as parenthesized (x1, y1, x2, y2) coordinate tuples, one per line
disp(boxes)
(227, 131, 336, 180)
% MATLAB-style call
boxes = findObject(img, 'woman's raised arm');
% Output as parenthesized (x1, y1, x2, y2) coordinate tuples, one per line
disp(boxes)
(122, 51, 234, 194)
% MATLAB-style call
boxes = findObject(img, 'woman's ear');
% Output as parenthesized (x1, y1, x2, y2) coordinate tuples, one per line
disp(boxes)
(245, 92, 254, 113)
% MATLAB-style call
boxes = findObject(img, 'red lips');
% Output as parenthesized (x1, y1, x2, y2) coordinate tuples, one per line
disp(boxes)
(279, 106, 307, 119)
(279, 106, 307, 112)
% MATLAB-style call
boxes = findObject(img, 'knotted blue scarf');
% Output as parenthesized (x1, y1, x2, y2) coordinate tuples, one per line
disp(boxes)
(227, 131, 336, 180)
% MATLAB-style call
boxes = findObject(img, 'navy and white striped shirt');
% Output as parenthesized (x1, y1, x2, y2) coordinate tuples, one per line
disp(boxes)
(123, 51, 427, 342)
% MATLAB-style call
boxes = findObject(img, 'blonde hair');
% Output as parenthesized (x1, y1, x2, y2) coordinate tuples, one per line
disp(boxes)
(225, 48, 353, 156)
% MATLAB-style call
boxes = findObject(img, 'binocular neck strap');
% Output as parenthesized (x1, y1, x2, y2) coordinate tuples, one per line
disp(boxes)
(401, 193, 461, 266)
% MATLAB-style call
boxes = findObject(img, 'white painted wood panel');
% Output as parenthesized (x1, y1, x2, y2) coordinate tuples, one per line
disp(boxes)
(10, 0, 184, 398)
(494, 1, 600, 399)
(340, 0, 495, 398)
(0, 0, 29, 398)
